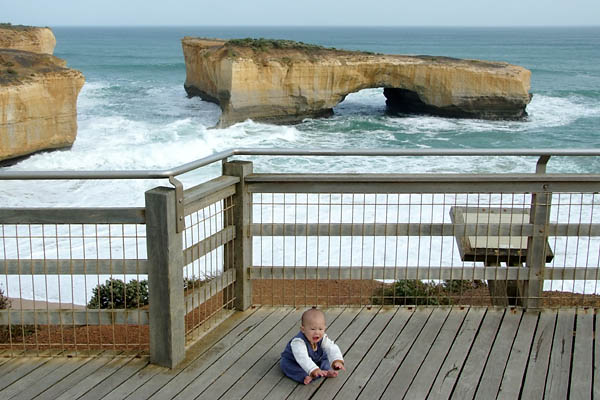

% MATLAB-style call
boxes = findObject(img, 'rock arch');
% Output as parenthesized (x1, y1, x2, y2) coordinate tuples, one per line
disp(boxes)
(182, 38, 531, 127)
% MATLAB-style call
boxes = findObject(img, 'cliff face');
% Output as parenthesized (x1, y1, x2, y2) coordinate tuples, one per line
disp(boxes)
(182, 38, 532, 127)
(0, 25, 56, 55)
(0, 49, 84, 162)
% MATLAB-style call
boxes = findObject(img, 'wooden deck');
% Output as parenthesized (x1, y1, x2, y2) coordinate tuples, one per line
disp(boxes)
(0, 306, 597, 400)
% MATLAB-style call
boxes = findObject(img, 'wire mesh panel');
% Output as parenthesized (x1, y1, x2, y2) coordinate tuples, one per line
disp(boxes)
(250, 190, 600, 309)
(182, 194, 236, 343)
(0, 220, 148, 356)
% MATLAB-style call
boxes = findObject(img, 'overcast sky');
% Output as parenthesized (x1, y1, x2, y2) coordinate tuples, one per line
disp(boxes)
(2, 0, 599, 27)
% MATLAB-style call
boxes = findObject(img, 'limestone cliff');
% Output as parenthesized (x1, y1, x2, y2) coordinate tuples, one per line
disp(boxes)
(0, 25, 56, 55)
(0, 49, 84, 162)
(182, 38, 532, 127)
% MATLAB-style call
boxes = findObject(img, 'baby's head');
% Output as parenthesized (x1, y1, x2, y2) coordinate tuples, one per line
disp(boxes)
(300, 308, 326, 347)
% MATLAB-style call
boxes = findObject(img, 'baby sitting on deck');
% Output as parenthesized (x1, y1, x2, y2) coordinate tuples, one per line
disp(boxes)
(280, 308, 346, 384)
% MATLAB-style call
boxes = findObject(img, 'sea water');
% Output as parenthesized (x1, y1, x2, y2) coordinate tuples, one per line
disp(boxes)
(1, 27, 599, 303)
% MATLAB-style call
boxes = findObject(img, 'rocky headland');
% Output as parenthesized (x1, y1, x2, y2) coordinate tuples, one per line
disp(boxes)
(182, 37, 532, 127)
(0, 25, 84, 162)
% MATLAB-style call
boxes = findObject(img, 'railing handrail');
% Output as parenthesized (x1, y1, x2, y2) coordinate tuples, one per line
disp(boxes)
(1, 148, 599, 180)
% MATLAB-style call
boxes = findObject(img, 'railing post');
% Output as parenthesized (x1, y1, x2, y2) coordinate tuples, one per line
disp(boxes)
(145, 186, 185, 368)
(523, 156, 552, 310)
(223, 160, 253, 310)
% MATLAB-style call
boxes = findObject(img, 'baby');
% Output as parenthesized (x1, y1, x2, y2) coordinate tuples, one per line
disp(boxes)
(280, 308, 346, 384)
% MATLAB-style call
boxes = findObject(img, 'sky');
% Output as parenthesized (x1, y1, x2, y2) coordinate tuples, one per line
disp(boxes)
(1, 0, 599, 27)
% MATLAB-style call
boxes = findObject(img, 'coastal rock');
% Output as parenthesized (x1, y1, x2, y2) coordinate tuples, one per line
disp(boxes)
(0, 49, 84, 162)
(0, 25, 56, 55)
(182, 38, 532, 127)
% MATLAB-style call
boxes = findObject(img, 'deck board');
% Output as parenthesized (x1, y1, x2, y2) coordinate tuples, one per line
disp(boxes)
(357, 307, 432, 400)
(404, 307, 469, 399)
(570, 309, 594, 400)
(496, 311, 538, 400)
(381, 307, 451, 400)
(545, 309, 575, 400)
(474, 308, 522, 399)
(0, 306, 595, 400)
(427, 307, 486, 400)
(450, 308, 505, 400)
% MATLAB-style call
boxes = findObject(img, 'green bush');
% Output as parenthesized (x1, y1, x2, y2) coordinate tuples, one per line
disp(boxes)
(372, 280, 450, 306)
(0, 287, 10, 309)
(443, 279, 486, 293)
(87, 278, 148, 309)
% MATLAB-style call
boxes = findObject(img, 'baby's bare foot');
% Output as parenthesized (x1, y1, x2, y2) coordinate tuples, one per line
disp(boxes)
(304, 375, 313, 385)
(325, 369, 339, 378)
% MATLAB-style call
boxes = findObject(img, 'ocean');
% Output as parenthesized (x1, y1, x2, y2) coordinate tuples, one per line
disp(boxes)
(1, 26, 599, 206)
(1, 27, 599, 303)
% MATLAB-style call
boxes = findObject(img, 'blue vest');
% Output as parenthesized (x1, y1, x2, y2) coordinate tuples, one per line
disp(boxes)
(281, 331, 324, 365)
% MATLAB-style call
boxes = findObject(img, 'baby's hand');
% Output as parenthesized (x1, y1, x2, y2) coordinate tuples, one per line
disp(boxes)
(332, 360, 346, 371)
(310, 368, 328, 378)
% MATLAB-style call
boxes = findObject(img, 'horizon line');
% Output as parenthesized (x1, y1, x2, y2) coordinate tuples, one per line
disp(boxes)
(44, 24, 600, 29)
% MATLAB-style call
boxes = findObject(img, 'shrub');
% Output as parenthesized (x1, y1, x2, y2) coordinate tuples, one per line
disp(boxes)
(88, 278, 148, 309)
(0, 286, 10, 309)
(443, 279, 486, 293)
(372, 280, 450, 306)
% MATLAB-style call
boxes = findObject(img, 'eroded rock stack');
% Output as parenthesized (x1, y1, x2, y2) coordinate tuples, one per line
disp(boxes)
(182, 37, 532, 127)
(1, 25, 84, 162)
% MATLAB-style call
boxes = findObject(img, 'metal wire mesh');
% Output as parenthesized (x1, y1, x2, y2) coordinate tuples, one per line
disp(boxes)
(0, 222, 148, 356)
(182, 195, 236, 342)
(251, 191, 600, 308)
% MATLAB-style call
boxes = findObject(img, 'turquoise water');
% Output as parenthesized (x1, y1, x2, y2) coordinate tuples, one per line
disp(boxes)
(2, 26, 600, 206)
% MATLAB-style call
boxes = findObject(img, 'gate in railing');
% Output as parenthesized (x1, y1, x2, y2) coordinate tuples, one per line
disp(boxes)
(1, 149, 599, 367)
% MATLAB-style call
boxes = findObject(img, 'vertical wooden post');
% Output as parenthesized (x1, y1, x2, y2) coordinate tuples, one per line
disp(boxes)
(223, 160, 253, 310)
(145, 186, 185, 368)
(524, 156, 552, 310)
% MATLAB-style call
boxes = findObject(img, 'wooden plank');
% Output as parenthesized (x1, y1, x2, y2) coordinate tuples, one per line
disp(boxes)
(184, 269, 235, 314)
(449, 308, 505, 400)
(249, 266, 600, 281)
(0, 355, 85, 399)
(544, 309, 575, 400)
(0, 309, 149, 325)
(125, 307, 264, 400)
(240, 307, 362, 400)
(0, 356, 52, 391)
(8, 352, 104, 400)
(251, 222, 600, 238)
(189, 308, 306, 400)
(312, 308, 411, 400)
(245, 173, 600, 194)
(53, 356, 136, 400)
(182, 225, 236, 265)
(183, 175, 239, 215)
(0, 208, 145, 224)
(520, 310, 557, 400)
(569, 308, 594, 400)
(595, 309, 600, 400)
(33, 354, 120, 400)
(356, 308, 433, 400)
(202, 308, 346, 400)
(273, 307, 383, 400)
(404, 307, 469, 400)
(251, 222, 536, 237)
(474, 309, 523, 399)
(496, 311, 539, 400)
(0, 259, 148, 275)
(77, 357, 149, 400)
(145, 307, 292, 400)
(381, 308, 452, 400)
(101, 364, 163, 400)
